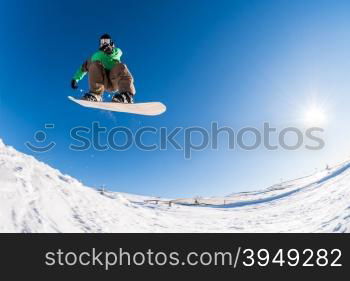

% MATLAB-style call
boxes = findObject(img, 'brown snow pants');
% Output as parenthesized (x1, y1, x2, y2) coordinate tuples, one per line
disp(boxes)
(87, 61, 136, 96)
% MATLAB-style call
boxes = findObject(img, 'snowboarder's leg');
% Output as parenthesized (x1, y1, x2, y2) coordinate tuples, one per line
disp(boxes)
(109, 63, 136, 95)
(88, 61, 106, 96)
(109, 63, 135, 103)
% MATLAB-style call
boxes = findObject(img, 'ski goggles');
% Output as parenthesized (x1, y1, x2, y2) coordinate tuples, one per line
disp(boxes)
(100, 38, 114, 46)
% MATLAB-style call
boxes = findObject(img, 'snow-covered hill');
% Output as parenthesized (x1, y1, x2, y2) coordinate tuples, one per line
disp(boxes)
(0, 138, 350, 233)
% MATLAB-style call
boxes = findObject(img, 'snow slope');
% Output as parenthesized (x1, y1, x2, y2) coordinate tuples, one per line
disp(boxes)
(0, 138, 350, 233)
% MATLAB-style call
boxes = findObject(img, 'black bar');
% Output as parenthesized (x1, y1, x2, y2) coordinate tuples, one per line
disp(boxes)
(0, 234, 349, 278)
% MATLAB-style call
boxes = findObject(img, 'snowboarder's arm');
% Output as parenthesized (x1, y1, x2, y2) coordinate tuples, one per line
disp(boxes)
(113, 48, 123, 62)
(72, 60, 89, 82)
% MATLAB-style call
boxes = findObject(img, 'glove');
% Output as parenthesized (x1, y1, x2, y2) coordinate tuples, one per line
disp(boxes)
(71, 79, 78, 90)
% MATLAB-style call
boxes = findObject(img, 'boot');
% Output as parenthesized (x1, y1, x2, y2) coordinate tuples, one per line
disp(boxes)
(111, 92, 134, 104)
(82, 92, 102, 102)
(112, 92, 134, 103)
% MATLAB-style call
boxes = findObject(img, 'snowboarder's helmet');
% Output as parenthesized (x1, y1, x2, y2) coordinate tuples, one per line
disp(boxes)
(100, 33, 114, 47)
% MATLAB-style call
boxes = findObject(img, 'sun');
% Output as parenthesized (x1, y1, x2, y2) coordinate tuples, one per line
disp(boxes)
(303, 105, 327, 126)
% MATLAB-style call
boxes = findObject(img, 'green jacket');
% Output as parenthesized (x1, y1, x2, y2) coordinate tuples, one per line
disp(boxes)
(73, 48, 123, 82)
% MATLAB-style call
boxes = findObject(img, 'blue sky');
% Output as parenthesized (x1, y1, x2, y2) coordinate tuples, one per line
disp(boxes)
(1, 0, 350, 197)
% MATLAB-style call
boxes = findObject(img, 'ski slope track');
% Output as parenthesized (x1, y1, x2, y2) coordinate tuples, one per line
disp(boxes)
(0, 138, 350, 233)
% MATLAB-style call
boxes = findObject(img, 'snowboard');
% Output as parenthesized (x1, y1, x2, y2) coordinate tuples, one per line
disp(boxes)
(68, 96, 166, 116)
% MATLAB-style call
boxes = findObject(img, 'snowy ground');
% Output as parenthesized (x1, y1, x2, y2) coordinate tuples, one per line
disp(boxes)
(0, 138, 350, 233)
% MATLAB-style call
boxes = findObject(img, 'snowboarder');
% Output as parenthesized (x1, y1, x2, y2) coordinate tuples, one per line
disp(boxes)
(70, 34, 136, 103)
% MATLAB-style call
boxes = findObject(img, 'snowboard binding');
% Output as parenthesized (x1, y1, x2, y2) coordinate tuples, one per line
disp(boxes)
(111, 92, 134, 104)
(82, 92, 102, 102)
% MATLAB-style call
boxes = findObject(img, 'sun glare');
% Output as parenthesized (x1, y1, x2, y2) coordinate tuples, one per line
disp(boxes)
(303, 105, 327, 126)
